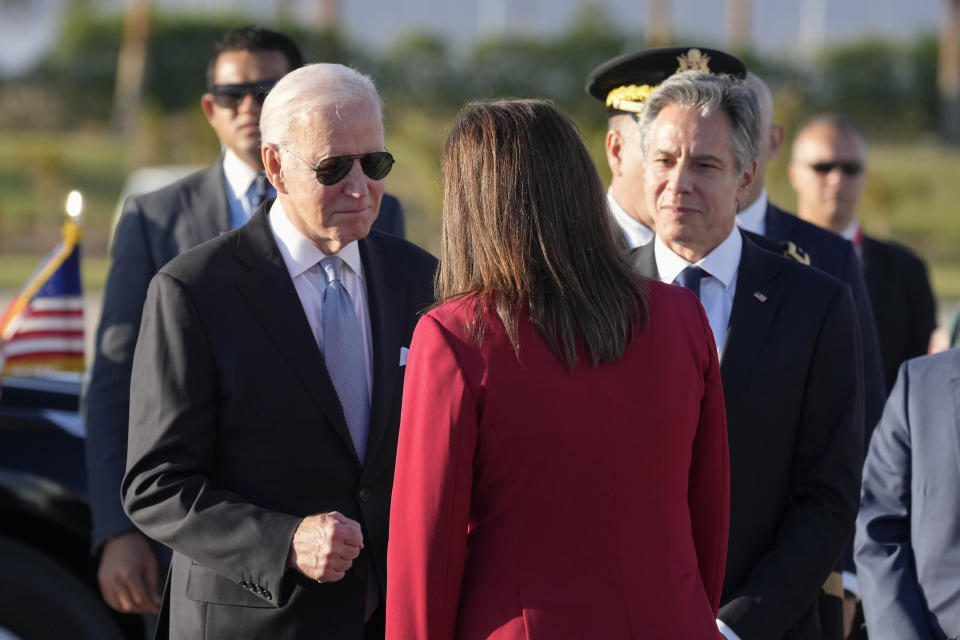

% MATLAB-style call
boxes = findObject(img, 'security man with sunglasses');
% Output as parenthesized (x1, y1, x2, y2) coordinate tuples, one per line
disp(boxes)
(84, 25, 405, 632)
(789, 115, 937, 393)
(121, 62, 436, 638)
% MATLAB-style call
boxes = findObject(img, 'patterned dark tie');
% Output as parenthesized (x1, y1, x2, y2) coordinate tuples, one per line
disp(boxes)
(675, 265, 707, 300)
(248, 173, 269, 211)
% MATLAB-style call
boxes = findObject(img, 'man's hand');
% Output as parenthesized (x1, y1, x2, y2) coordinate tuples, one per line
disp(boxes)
(97, 531, 162, 614)
(289, 512, 364, 583)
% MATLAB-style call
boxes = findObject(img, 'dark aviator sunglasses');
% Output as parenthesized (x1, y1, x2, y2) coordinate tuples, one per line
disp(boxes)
(209, 79, 280, 109)
(280, 147, 395, 185)
(808, 161, 863, 176)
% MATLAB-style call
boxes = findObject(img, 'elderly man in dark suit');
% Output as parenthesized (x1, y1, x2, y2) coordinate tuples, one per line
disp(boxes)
(618, 63, 863, 639)
(855, 349, 960, 640)
(84, 26, 406, 622)
(790, 115, 937, 392)
(121, 63, 435, 638)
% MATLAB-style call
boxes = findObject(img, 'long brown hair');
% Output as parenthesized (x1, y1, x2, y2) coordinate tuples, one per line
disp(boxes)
(438, 99, 648, 370)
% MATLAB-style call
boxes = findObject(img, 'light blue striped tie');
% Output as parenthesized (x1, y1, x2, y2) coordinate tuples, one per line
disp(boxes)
(318, 256, 370, 463)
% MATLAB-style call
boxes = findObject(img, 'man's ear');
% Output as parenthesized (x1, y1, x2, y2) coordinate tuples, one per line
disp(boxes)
(606, 129, 624, 176)
(200, 94, 216, 123)
(787, 160, 800, 191)
(769, 124, 786, 159)
(263, 145, 286, 194)
(737, 160, 758, 204)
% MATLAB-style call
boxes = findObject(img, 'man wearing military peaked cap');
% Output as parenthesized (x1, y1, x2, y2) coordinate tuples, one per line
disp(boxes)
(587, 47, 746, 248)
(586, 46, 747, 117)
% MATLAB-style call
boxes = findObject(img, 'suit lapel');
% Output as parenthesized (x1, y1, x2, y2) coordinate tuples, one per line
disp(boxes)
(359, 233, 404, 474)
(628, 240, 660, 279)
(233, 207, 360, 465)
(720, 234, 785, 399)
(183, 160, 232, 245)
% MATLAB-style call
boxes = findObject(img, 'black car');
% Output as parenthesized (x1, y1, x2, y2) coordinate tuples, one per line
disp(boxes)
(0, 374, 141, 639)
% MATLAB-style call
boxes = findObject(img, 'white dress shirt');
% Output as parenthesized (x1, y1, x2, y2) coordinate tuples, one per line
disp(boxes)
(736, 189, 768, 236)
(607, 188, 655, 248)
(268, 199, 373, 400)
(654, 225, 742, 358)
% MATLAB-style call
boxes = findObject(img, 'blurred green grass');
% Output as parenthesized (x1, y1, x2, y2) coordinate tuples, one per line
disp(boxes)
(2, 125, 959, 307)
(0, 254, 110, 290)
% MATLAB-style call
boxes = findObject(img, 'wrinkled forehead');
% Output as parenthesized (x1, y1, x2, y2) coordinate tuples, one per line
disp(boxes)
(291, 98, 384, 149)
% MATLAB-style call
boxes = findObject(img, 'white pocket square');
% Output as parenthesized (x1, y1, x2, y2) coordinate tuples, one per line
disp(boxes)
(399, 346, 409, 366)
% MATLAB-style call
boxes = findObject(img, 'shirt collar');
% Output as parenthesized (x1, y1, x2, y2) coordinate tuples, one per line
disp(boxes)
(654, 223, 742, 289)
(268, 199, 364, 281)
(222, 147, 261, 200)
(736, 189, 768, 236)
(839, 218, 861, 242)
(607, 188, 654, 248)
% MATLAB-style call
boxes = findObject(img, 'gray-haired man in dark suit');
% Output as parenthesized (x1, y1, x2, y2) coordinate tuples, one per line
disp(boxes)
(83, 25, 405, 622)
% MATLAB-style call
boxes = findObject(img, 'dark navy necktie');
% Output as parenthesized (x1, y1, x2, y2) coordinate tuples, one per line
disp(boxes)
(248, 173, 269, 211)
(675, 265, 706, 300)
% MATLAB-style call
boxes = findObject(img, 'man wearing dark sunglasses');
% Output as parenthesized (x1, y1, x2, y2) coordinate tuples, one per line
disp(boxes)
(122, 63, 436, 639)
(790, 115, 936, 397)
(84, 26, 307, 632)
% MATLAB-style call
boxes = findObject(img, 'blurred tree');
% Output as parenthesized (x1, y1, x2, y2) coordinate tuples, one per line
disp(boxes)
(940, 0, 960, 144)
(111, 0, 150, 136)
(725, 0, 751, 55)
(645, 0, 672, 47)
(812, 37, 937, 138)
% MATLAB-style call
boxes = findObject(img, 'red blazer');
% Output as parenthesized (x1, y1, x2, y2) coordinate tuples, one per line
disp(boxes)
(386, 281, 728, 640)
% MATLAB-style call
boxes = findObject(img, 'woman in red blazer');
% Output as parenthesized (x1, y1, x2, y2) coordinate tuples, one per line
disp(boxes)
(386, 99, 728, 640)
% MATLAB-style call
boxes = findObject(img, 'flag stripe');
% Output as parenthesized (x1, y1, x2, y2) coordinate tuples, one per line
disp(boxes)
(3, 337, 84, 357)
(8, 330, 84, 341)
(16, 317, 85, 332)
(29, 298, 85, 311)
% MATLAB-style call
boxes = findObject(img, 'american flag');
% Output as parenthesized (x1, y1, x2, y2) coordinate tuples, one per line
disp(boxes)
(0, 218, 85, 376)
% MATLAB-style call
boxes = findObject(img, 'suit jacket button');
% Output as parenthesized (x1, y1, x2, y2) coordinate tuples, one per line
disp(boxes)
(358, 489, 370, 503)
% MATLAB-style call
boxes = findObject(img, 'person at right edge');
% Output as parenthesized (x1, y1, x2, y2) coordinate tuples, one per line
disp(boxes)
(387, 99, 730, 638)
(591, 55, 863, 639)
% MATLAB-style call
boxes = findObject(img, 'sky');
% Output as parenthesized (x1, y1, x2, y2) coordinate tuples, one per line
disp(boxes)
(0, 0, 944, 77)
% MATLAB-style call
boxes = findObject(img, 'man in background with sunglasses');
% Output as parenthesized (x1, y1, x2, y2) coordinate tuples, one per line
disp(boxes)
(85, 24, 403, 632)
(85, 25, 304, 629)
(122, 63, 435, 638)
(790, 115, 936, 393)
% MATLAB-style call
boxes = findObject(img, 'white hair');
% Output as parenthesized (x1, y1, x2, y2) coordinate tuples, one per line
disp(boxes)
(260, 63, 384, 150)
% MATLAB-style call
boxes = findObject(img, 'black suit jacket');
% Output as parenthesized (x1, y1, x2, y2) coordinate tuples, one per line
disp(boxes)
(631, 232, 863, 639)
(121, 204, 435, 638)
(861, 235, 937, 392)
(764, 202, 886, 432)
(84, 161, 406, 551)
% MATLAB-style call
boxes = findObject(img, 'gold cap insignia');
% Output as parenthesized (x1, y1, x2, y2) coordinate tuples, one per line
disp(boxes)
(676, 48, 711, 73)
(605, 84, 656, 113)
(783, 241, 811, 266)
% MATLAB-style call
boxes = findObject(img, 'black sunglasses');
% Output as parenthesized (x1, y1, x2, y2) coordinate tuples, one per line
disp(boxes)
(209, 79, 280, 109)
(281, 148, 395, 185)
(809, 161, 864, 176)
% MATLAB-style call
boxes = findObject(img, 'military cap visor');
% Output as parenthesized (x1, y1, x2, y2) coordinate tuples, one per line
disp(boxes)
(586, 47, 747, 115)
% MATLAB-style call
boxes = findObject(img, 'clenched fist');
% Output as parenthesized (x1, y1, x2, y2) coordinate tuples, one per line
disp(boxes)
(288, 511, 364, 583)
